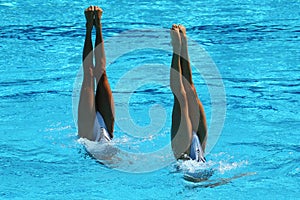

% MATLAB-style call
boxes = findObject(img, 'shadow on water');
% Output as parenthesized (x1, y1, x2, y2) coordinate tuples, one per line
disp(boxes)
(185, 172, 256, 188)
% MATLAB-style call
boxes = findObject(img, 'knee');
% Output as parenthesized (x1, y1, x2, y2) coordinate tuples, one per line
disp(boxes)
(172, 87, 187, 104)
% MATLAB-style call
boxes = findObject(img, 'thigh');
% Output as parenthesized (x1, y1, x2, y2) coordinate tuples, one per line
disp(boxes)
(95, 73, 115, 137)
(78, 81, 96, 140)
(171, 96, 192, 158)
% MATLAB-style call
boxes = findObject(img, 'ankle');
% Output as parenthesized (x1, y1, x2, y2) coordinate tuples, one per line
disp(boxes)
(94, 22, 102, 29)
(180, 49, 188, 59)
(86, 23, 93, 31)
(83, 66, 94, 78)
(172, 46, 181, 56)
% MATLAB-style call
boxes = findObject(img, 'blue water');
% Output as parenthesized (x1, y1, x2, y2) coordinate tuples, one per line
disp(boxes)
(1, 0, 299, 199)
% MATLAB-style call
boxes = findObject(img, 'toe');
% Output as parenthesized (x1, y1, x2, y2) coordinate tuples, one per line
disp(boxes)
(178, 24, 186, 34)
(172, 24, 178, 30)
(96, 6, 102, 14)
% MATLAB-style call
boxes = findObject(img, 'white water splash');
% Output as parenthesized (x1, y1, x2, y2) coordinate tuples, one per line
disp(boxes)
(217, 160, 249, 174)
(176, 153, 249, 176)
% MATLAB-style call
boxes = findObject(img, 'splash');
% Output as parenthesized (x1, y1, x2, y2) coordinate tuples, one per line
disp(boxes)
(217, 160, 249, 174)
(173, 152, 250, 183)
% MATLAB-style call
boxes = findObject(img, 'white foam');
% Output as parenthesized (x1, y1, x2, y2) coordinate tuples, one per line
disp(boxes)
(177, 159, 212, 173)
(176, 154, 248, 176)
(217, 160, 249, 174)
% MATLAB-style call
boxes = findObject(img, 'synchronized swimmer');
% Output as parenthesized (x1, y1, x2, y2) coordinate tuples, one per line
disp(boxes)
(78, 6, 207, 163)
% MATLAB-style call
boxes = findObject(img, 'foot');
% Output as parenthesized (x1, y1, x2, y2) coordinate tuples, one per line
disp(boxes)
(85, 6, 95, 30)
(170, 24, 181, 54)
(178, 24, 187, 47)
(94, 6, 103, 28)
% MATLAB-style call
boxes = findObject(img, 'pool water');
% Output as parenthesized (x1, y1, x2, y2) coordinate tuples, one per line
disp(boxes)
(1, 0, 299, 199)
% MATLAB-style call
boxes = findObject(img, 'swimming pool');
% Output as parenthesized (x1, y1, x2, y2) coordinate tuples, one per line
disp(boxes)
(1, 0, 299, 199)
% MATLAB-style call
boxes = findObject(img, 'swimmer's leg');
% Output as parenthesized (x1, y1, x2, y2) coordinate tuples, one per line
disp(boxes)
(94, 6, 115, 138)
(170, 24, 192, 159)
(78, 6, 96, 140)
(178, 25, 207, 152)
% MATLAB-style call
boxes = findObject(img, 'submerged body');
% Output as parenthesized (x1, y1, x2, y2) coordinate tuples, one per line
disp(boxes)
(78, 6, 115, 142)
(169, 24, 207, 162)
(77, 6, 207, 163)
